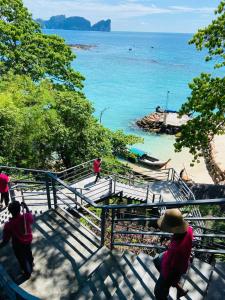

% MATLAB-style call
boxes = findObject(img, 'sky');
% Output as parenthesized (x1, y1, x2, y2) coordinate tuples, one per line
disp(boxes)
(23, 0, 221, 33)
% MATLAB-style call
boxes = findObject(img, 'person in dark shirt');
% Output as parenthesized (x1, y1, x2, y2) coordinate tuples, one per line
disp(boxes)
(0, 201, 34, 278)
(154, 209, 193, 299)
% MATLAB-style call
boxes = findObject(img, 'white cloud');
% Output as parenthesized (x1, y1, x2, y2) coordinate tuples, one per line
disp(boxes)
(169, 6, 215, 14)
(23, 0, 217, 28)
(23, 0, 172, 22)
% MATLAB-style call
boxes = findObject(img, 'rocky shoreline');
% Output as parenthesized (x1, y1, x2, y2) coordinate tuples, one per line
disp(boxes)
(68, 44, 96, 50)
(136, 112, 190, 135)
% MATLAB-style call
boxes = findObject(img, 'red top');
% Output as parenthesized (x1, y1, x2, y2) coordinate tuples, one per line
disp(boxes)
(93, 159, 101, 173)
(3, 213, 34, 244)
(162, 226, 193, 285)
(0, 173, 9, 193)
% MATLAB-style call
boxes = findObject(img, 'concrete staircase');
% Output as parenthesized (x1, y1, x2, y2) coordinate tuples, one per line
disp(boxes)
(1, 207, 220, 300)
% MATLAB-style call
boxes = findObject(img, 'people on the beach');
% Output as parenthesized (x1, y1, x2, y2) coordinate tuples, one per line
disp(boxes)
(154, 209, 193, 300)
(93, 158, 102, 183)
(0, 170, 10, 209)
(0, 201, 34, 278)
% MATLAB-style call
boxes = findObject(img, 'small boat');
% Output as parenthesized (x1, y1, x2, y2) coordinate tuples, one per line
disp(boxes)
(128, 147, 171, 169)
(139, 157, 171, 169)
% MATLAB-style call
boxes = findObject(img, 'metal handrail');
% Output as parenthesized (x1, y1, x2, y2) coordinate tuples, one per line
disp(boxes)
(113, 230, 225, 239)
(172, 170, 196, 200)
(112, 242, 225, 255)
(48, 172, 225, 209)
(114, 217, 225, 222)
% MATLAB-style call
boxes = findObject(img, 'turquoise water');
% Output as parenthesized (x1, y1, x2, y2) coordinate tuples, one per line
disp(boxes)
(45, 30, 218, 160)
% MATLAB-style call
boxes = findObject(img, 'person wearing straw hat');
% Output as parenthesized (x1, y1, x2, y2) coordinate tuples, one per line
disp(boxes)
(154, 209, 193, 300)
(0, 201, 34, 278)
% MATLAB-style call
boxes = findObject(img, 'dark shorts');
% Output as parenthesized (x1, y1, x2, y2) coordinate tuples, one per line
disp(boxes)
(12, 240, 34, 276)
(153, 253, 174, 300)
(0, 192, 9, 206)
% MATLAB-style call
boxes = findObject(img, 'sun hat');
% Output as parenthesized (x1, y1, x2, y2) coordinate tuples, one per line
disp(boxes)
(157, 209, 188, 234)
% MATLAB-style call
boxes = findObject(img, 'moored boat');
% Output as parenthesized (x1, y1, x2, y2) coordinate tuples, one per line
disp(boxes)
(128, 147, 171, 169)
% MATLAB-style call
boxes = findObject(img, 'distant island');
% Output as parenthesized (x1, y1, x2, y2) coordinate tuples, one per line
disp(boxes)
(36, 15, 111, 32)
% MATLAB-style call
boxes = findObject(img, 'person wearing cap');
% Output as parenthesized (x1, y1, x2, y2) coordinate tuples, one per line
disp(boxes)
(0, 201, 34, 278)
(154, 209, 193, 300)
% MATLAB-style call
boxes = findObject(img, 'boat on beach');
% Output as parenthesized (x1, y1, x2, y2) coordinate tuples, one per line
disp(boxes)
(128, 147, 171, 169)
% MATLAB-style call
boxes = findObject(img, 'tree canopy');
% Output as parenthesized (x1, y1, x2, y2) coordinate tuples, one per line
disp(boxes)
(0, 0, 142, 169)
(0, 0, 84, 90)
(0, 75, 141, 169)
(175, 1, 225, 163)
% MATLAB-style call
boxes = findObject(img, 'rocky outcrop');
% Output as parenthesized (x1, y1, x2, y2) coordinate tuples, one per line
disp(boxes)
(68, 44, 96, 50)
(91, 19, 111, 32)
(37, 15, 111, 32)
(136, 112, 181, 135)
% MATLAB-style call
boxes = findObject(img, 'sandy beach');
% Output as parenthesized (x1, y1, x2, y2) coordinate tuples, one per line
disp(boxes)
(166, 148, 213, 184)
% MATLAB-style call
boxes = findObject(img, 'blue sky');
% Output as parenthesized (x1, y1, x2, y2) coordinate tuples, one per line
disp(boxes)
(23, 0, 221, 33)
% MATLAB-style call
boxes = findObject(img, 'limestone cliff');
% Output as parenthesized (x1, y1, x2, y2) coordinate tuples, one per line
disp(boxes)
(37, 15, 111, 32)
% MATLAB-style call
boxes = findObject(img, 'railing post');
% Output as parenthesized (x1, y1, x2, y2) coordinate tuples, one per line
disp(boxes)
(8, 182, 15, 203)
(167, 169, 171, 181)
(100, 208, 107, 247)
(113, 175, 116, 194)
(152, 193, 155, 203)
(109, 178, 113, 195)
(45, 174, 51, 210)
(146, 185, 150, 202)
(51, 178, 57, 209)
(110, 209, 116, 251)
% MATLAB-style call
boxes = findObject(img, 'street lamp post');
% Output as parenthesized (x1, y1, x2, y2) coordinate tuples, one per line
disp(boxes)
(99, 107, 109, 124)
(163, 91, 170, 124)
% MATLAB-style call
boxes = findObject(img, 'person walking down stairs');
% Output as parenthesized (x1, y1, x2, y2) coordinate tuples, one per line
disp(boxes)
(93, 158, 102, 183)
(154, 209, 193, 300)
(0, 170, 10, 209)
(0, 201, 34, 278)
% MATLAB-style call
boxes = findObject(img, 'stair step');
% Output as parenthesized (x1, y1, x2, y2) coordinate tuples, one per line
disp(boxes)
(111, 251, 152, 300)
(54, 207, 101, 246)
(46, 210, 99, 260)
(19, 209, 102, 300)
(206, 262, 225, 300)
(182, 258, 213, 300)
(34, 213, 95, 266)
(79, 246, 110, 278)
(97, 250, 137, 299)
(129, 252, 159, 300)
(75, 250, 125, 299)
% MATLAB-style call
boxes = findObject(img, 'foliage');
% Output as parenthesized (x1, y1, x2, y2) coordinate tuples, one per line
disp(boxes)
(0, 0, 84, 90)
(0, 75, 140, 169)
(110, 130, 143, 156)
(189, 1, 225, 68)
(175, 75, 225, 162)
(175, 1, 225, 163)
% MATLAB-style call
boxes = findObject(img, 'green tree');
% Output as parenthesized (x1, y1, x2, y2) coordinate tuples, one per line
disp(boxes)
(0, 75, 141, 169)
(0, 0, 83, 90)
(175, 1, 225, 163)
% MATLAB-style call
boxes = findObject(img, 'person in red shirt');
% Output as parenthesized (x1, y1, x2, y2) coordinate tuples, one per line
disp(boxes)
(0, 170, 10, 208)
(0, 201, 34, 278)
(93, 158, 102, 183)
(154, 209, 193, 300)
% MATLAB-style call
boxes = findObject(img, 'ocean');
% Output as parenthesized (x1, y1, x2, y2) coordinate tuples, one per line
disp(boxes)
(44, 30, 217, 180)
